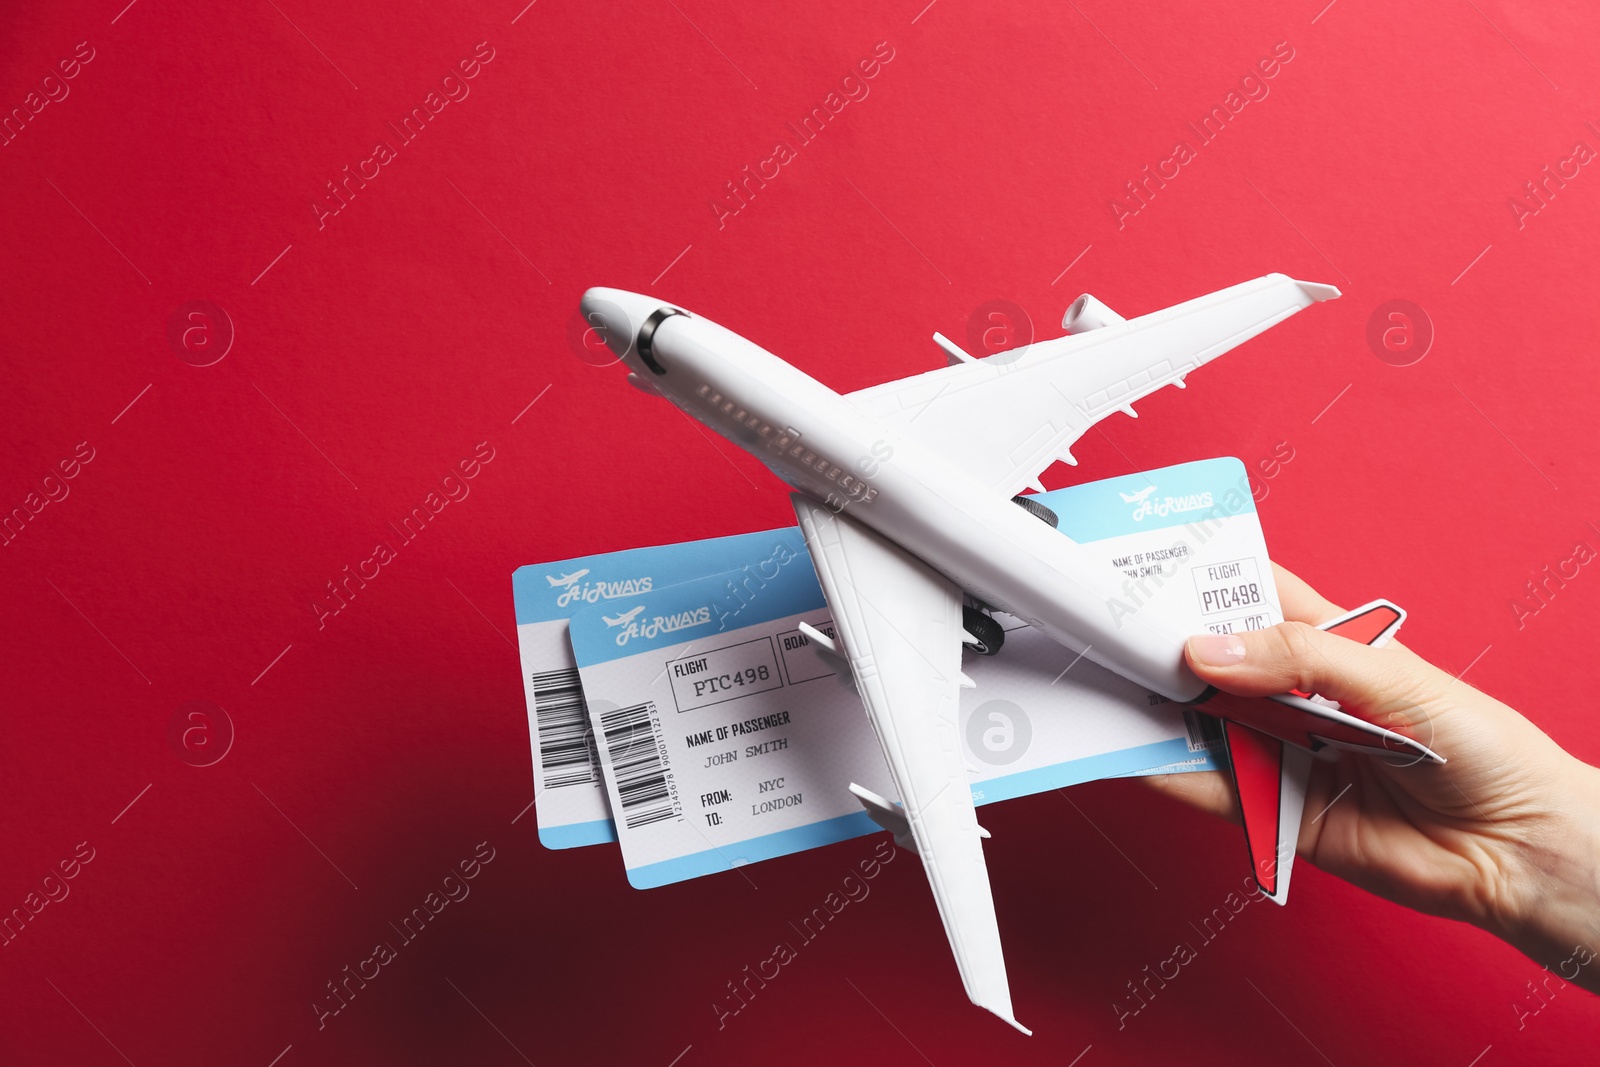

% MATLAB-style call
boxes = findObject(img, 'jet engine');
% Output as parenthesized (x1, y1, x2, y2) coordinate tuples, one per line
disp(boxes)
(1061, 293, 1126, 334)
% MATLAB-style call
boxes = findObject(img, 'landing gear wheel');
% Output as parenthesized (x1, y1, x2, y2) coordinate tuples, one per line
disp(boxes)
(1012, 494, 1059, 528)
(962, 606, 1005, 656)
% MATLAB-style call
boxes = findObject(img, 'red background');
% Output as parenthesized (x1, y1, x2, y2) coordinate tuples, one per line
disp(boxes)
(4, 0, 1598, 1063)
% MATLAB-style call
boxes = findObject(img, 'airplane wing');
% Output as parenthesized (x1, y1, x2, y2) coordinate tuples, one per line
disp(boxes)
(1205, 600, 1421, 904)
(846, 274, 1338, 496)
(790, 494, 1029, 1035)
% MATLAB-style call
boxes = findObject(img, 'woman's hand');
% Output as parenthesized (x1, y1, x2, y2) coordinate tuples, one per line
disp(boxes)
(1147, 564, 1600, 991)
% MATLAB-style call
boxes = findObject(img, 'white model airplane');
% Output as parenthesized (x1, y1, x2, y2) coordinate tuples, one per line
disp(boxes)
(579, 276, 1442, 1033)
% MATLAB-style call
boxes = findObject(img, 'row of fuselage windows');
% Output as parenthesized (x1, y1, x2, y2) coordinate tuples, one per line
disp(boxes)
(697, 383, 877, 501)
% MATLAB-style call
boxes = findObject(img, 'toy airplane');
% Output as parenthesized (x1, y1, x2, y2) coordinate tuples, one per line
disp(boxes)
(579, 276, 1442, 1033)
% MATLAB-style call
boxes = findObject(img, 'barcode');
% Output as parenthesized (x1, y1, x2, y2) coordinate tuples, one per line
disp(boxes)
(600, 701, 680, 829)
(532, 668, 599, 788)
(1182, 709, 1226, 752)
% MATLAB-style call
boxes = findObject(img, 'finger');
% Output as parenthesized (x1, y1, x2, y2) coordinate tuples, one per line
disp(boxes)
(1184, 619, 1439, 720)
(1269, 562, 1345, 626)
(1141, 768, 1240, 824)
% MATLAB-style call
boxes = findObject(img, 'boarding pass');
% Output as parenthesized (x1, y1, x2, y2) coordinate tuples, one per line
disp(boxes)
(514, 526, 816, 848)
(510, 457, 1256, 849)
(513, 512, 1211, 849)
(564, 457, 1283, 887)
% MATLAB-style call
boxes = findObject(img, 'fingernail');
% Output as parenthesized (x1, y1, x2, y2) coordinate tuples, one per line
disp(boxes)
(1188, 633, 1246, 666)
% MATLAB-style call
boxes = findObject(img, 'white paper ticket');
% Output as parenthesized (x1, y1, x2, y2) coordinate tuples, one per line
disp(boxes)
(567, 457, 1282, 887)
(513, 529, 813, 848)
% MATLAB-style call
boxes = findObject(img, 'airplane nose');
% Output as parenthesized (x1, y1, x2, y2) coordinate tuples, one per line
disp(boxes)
(579, 287, 664, 359)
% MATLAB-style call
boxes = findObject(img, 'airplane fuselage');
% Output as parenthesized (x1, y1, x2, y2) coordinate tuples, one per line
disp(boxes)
(615, 301, 1209, 702)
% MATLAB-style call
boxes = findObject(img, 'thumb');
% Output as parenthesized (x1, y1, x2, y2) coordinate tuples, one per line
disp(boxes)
(1185, 622, 1443, 726)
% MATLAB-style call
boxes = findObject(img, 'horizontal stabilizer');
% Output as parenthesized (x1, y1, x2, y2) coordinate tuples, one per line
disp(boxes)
(1317, 599, 1404, 649)
(1196, 599, 1440, 763)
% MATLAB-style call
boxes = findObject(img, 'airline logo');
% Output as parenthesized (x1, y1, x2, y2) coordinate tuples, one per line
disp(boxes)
(611, 604, 714, 646)
(548, 569, 654, 608)
(1129, 484, 1214, 522)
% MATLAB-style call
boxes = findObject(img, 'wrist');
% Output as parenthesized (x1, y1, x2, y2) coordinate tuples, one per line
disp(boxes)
(1490, 756, 1600, 990)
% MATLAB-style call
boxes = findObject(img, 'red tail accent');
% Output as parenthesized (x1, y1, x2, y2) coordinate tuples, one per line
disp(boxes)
(1322, 602, 1402, 646)
(1208, 598, 1413, 903)
(1225, 720, 1284, 897)
(1284, 603, 1403, 698)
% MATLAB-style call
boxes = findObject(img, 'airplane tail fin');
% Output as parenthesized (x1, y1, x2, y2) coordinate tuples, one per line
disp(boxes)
(1213, 599, 1409, 905)
(1223, 719, 1310, 905)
